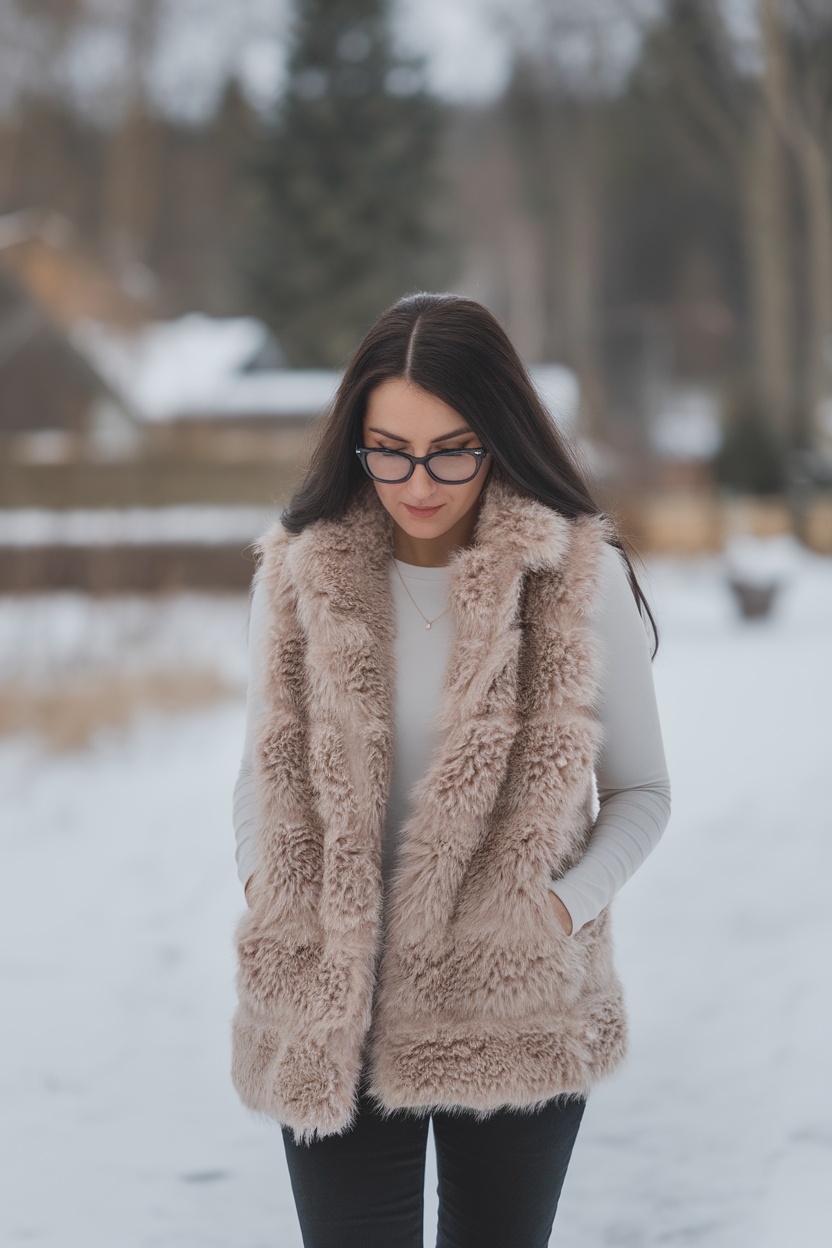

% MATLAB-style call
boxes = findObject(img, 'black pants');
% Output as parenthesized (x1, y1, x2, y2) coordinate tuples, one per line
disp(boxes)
(281, 1068, 587, 1248)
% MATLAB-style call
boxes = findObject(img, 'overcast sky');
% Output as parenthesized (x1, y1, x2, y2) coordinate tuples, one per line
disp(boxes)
(112, 0, 523, 119)
(0, 0, 763, 124)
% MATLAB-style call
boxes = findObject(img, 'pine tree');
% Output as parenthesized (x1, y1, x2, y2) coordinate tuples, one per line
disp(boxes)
(242, 0, 454, 367)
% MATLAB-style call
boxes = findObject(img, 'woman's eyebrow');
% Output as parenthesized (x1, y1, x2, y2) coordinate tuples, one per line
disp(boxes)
(367, 425, 473, 443)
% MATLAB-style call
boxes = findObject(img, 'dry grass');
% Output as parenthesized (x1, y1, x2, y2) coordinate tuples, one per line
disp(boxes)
(0, 668, 240, 751)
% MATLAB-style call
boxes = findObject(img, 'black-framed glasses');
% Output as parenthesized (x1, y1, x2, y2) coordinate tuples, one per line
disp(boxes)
(355, 445, 489, 484)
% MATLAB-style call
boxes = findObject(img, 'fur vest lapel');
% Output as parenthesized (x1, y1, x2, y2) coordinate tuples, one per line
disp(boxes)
(230, 474, 629, 1143)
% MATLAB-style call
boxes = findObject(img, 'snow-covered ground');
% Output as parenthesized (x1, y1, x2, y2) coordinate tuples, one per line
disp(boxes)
(1, 546, 830, 1247)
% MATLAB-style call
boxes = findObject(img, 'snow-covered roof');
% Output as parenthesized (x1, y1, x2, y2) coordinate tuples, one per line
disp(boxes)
(70, 313, 323, 422)
(648, 384, 722, 461)
(69, 313, 579, 429)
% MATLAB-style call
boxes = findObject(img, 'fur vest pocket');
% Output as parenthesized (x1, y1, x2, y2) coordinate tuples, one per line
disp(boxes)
(230, 474, 629, 1144)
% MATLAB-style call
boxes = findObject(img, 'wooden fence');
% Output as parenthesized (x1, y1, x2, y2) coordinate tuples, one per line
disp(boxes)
(0, 489, 829, 593)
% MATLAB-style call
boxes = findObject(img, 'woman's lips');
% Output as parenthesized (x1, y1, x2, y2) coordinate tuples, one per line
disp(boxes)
(403, 503, 444, 517)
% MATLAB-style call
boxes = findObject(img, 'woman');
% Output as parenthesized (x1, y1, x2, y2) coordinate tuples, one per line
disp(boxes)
(230, 292, 671, 1247)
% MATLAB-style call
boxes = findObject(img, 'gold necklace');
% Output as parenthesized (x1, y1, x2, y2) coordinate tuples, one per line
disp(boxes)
(392, 558, 451, 630)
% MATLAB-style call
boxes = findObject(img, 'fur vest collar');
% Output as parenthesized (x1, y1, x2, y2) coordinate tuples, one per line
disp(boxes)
(230, 473, 628, 1143)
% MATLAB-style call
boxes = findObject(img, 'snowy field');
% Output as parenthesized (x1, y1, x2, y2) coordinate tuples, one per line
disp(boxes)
(1, 545, 831, 1247)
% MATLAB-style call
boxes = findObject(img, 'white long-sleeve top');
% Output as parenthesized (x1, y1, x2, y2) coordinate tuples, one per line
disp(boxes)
(232, 541, 671, 936)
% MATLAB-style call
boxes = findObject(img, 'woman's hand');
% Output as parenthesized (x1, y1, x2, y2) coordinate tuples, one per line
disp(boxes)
(548, 889, 573, 936)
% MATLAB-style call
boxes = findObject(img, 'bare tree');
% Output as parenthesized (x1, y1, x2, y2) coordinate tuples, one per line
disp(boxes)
(499, 3, 618, 438)
(99, 0, 163, 288)
(629, 0, 832, 450)
(759, 0, 832, 447)
(0, 0, 86, 208)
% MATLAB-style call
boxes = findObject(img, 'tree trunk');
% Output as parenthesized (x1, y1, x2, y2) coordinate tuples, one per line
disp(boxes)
(759, 0, 832, 447)
(504, 213, 547, 363)
(788, 117, 832, 447)
(559, 104, 606, 441)
(739, 96, 794, 440)
(101, 0, 161, 277)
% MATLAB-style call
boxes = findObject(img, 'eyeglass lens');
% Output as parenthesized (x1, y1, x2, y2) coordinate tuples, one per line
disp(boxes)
(364, 451, 480, 482)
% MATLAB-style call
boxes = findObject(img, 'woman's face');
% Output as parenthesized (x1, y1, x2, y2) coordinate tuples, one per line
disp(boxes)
(361, 376, 492, 549)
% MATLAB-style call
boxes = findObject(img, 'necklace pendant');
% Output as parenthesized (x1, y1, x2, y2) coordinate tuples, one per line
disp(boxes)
(426, 621, 432, 629)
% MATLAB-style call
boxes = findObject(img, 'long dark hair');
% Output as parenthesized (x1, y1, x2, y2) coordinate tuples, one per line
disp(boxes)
(281, 291, 660, 658)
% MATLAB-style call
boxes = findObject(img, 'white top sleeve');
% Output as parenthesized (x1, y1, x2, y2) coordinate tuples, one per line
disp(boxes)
(547, 543, 672, 932)
(232, 543, 672, 930)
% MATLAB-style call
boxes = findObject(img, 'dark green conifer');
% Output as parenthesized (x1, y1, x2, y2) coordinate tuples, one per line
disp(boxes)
(243, 0, 453, 367)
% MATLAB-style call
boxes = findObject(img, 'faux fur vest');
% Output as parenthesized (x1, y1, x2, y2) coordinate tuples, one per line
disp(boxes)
(230, 473, 629, 1143)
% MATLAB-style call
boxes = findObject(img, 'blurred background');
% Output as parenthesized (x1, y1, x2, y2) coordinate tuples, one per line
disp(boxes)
(1, 1, 830, 1245)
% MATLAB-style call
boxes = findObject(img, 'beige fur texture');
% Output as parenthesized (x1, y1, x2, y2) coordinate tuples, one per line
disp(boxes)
(230, 473, 629, 1144)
